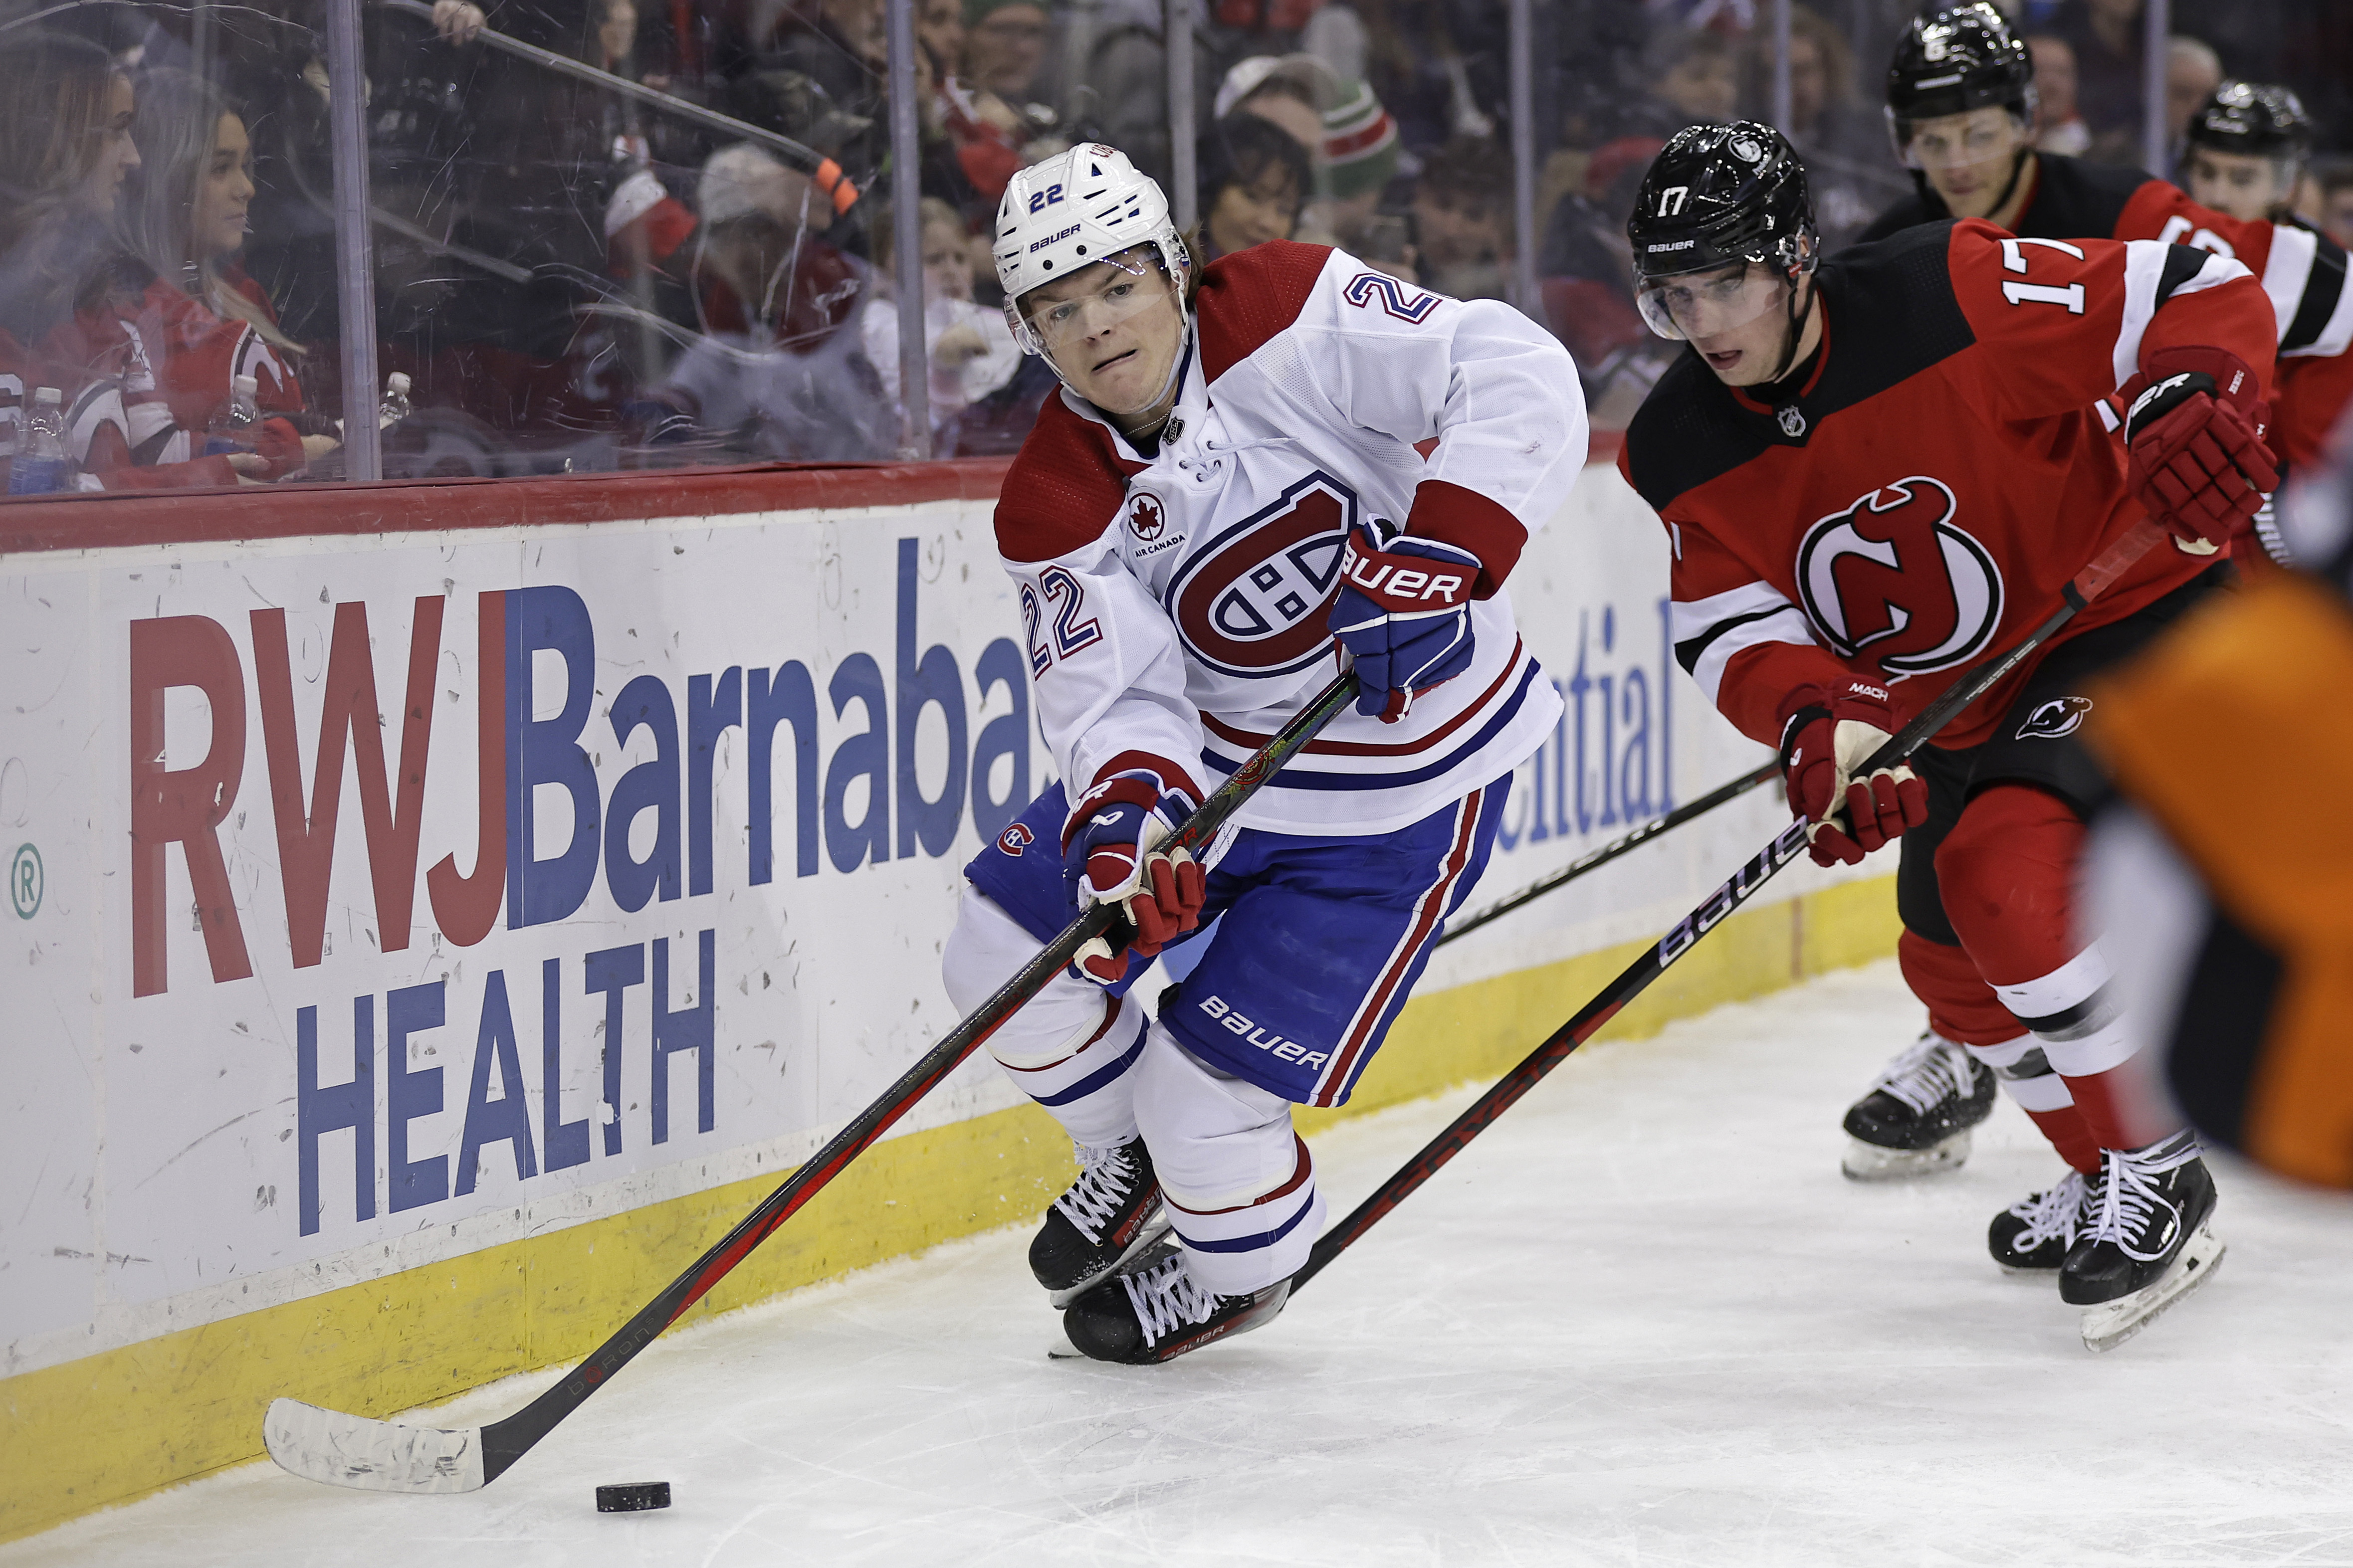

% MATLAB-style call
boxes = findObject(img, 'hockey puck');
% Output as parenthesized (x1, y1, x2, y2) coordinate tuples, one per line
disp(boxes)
(595, 1482, 671, 1513)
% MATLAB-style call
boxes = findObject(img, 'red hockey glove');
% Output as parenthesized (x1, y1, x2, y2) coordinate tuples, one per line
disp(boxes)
(2120, 346, 2278, 555)
(1326, 523, 1482, 723)
(1062, 766, 1206, 985)
(1778, 678, 1927, 867)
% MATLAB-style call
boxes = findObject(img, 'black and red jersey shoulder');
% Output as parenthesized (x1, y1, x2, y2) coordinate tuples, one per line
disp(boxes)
(1620, 218, 2276, 753)
(1857, 153, 2352, 362)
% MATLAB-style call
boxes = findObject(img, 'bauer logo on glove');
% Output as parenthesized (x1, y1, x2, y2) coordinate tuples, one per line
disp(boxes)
(1326, 523, 1484, 723)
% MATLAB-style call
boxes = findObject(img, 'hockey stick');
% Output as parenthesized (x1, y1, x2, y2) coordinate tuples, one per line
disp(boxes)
(1434, 761, 1780, 948)
(266, 672, 1360, 1494)
(1292, 520, 2169, 1292)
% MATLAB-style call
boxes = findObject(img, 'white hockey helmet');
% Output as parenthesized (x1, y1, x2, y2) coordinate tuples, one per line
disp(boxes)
(994, 144, 1190, 357)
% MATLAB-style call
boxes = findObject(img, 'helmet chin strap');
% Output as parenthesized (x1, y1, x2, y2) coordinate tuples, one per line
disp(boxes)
(1765, 271, 1813, 386)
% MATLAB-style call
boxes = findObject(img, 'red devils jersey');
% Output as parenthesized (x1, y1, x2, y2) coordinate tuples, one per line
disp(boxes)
(1621, 218, 2278, 753)
(1860, 153, 2353, 468)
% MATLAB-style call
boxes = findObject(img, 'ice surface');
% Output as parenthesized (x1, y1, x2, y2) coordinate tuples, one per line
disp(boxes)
(12, 961, 2353, 1567)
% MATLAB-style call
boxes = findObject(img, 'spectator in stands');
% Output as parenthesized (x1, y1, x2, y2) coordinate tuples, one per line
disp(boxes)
(106, 68, 338, 477)
(2028, 34, 2093, 155)
(1536, 134, 1654, 372)
(0, 37, 266, 489)
(859, 196, 1019, 450)
(1194, 112, 1311, 262)
(1623, 28, 1737, 138)
(1409, 135, 1509, 300)
(2051, 0, 2143, 155)
(733, 0, 891, 191)
(2165, 36, 2222, 164)
(1215, 53, 1337, 156)
(643, 143, 891, 460)
(1759, 6, 1901, 248)
(1298, 76, 1405, 269)
(963, 0, 1052, 112)
(2319, 166, 2353, 253)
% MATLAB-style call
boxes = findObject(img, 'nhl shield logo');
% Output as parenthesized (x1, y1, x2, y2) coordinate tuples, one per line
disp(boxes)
(1127, 491, 1167, 540)
(1777, 404, 1807, 438)
(2015, 696, 2093, 740)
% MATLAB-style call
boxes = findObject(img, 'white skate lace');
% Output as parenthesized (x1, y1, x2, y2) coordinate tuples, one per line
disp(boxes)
(1119, 1251, 1224, 1348)
(1867, 1031, 1978, 1117)
(1054, 1143, 1141, 1244)
(2083, 1132, 2202, 1262)
(2005, 1169, 2090, 1252)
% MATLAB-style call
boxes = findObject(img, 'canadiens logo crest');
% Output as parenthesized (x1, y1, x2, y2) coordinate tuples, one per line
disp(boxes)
(1796, 475, 2004, 677)
(1165, 472, 1354, 679)
(1127, 491, 1167, 540)
(2015, 696, 2093, 740)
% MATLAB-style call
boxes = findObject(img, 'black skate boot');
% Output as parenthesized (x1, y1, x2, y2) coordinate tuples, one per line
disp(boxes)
(1061, 1243, 1291, 1365)
(1841, 1031, 1997, 1180)
(2060, 1130, 2225, 1352)
(1030, 1137, 1169, 1307)
(1987, 1168, 2093, 1273)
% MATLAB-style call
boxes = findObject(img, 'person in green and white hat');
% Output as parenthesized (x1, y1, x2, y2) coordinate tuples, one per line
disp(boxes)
(1298, 77, 1404, 271)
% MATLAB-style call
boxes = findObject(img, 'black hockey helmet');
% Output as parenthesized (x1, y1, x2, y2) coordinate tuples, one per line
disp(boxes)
(1886, 3, 2035, 140)
(1627, 123, 1819, 362)
(2185, 81, 2313, 160)
(1628, 121, 1816, 289)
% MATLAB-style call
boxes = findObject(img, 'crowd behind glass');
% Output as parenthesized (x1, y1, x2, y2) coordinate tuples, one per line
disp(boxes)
(0, 0, 2347, 493)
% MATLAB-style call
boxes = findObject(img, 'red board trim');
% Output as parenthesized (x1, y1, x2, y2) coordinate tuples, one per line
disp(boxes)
(0, 456, 1016, 556)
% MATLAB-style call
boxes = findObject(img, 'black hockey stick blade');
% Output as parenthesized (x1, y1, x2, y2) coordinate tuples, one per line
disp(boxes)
(1292, 520, 2167, 1292)
(266, 672, 1360, 1495)
(1435, 761, 1780, 948)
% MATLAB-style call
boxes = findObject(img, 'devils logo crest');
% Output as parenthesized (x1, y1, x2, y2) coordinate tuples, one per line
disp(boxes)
(1795, 476, 2004, 677)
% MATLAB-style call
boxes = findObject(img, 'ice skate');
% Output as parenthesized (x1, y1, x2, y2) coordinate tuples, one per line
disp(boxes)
(1987, 1168, 2093, 1273)
(1061, 1244, 1291, 1364)
(1031, 1137, 1170, 1307)
(1841, 1031, 1996, 1180)
(2061, 1131, 2225, 1352)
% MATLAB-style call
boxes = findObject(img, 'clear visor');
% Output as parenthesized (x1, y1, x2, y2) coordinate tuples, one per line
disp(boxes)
(1892, 105, 2031, 177)
(1635, 260, 1789, 343)
(1011, 250, 1180, 371)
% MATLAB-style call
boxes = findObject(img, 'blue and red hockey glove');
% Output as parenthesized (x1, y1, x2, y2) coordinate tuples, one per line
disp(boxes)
(1778, 678, 1928, 867)
(1326, 523, 1482, 723)
(2119, 346, 2278, 555)
(1062, 766, 1206, 985)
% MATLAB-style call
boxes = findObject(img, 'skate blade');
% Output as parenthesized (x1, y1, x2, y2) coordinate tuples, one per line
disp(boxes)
(1841, 1129, 1971, 1182)
(1046, 1209, 1173, 1310)
(2079, 1226, 2225, 1353)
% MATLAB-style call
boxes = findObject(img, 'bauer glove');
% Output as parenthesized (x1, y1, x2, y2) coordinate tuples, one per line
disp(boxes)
(2120, 346, 2278, 556)
(1327, 523, 1481, 723)
(1778, 678, 1927, 867)
(1062, 765, 1207, 985)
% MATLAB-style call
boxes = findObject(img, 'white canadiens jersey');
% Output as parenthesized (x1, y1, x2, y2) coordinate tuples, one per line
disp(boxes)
(995, 241, 1589, 835)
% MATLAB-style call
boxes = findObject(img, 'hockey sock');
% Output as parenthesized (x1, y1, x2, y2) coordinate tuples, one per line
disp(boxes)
(1937, 785, 2180, 1154)
(1131, 1022, 1324, 1296)
(1964, 1030, 2102, 1175)
(942, 888, 1150, 1148)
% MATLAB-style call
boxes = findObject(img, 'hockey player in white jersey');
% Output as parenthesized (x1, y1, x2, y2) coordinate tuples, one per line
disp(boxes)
(938, 145, 1586, 1362)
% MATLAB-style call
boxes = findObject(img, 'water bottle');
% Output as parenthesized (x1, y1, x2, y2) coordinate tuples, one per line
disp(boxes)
(377, 372, 412, 430)
(8, 387, 71, 495)
(204, 374, 260, 456)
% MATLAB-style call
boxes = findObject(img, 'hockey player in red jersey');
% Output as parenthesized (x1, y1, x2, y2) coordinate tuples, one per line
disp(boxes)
(1620, 122, 2275, 1346)
(1833, 4, 2352, 1172)
(937, 145, 1585, 1362)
